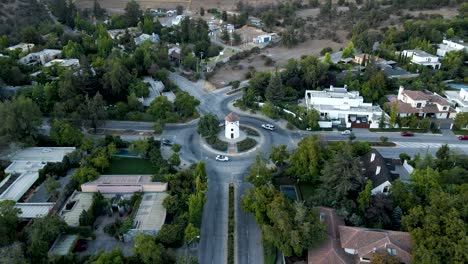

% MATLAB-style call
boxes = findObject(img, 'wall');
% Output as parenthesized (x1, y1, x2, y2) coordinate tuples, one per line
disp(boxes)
(371, 181, 391, 195)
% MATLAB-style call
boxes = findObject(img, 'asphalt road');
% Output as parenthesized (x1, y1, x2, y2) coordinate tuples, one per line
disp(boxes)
(101, 73, 468, 264)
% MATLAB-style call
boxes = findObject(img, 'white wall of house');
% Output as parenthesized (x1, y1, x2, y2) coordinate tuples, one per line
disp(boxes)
(371, 181, 392, 195)
(225, 120, 239, 139)
(344, 248, 357, 255)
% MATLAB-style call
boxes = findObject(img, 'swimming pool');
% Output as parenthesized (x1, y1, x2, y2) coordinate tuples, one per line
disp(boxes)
(448, 83, 468, 90)
(280, 185, 298, 201)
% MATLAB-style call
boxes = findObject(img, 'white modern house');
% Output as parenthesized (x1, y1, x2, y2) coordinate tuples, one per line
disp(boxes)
(305, 86, 385, 128)
(7, 43, 34, 53)
(134, 33, 160, 46)
(253, 34, 272, 44)
(172, 15, 184, 26)
(18, 49, 62, 66)
(437, 39, 468, 57)
(44, 59, 80, 68)
(225, 112, 240, 139)
(401, 49, 441, 69)
(445, 87, 468, 114)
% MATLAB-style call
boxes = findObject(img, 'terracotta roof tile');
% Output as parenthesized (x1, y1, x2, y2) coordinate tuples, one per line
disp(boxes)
(225, 112, 240, 122)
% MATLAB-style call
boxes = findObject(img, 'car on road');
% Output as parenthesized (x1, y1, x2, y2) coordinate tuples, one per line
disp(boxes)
(458, 135, 468, 140)
(162, 139, 173, 146)
(261, 124, 275, 131)
(400, 132, 414, 137)
(216, 155, 229, 162)
(341, 130, 352, 135)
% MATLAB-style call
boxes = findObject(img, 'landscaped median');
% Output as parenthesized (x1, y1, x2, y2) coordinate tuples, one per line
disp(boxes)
(237, 137, 257, 152)
(206, 136, 229, 151)
(227, 183, 235, 264)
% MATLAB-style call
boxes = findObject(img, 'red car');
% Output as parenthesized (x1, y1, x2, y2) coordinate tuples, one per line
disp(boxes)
(458, 135, 468, 140)
(400, 132, 414, 137)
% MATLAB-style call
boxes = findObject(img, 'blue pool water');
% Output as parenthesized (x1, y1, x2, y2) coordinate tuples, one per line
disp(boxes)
(448, 84, 468, 90)
(115, 149, 140, 157)
(280, 185, 298, 201)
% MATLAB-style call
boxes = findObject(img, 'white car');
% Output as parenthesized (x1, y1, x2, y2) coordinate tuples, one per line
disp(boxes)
(216, 155, 229, 162)
(341, 130, 352, 135)
(261, 124, 275, 131)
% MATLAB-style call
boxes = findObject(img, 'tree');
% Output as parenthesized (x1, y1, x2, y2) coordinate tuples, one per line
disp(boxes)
(265, 71, 285, 104)
(0, 201, 21, 247)
(453, 112, 468, 129)
(323, 52, 331, 64)
(232, 32, 241, 45)
(168, 153, 181, 167)
(357, 180, 372, 214)
(50, 119, 83, 147)
(174, 91, 200, 118)
(93, 248, 125, 264)
(410, 168, 441, 203)
(365, 194, 394, 229)
(200, 7, 205, 16)
(300, 56, 328, 89)
(129, 139, 150, 157)
(342, 41, 355, 58)
(45, 176, 60, 199)
(184, 223, 200, 242)
(62, 40, 83, 59)
(72, 167, 100, 184)
(125, 0, 142, 26)
(147, 96, 174, 122)
(318, 145, 365, 214)
(388, 102, 398, 128)
(221, 29, 230, 43)
(221, 10, 228, 21)
(402, 191, 467, 263)
(0, 242, 28, 264)
(197, 113, 220, 137)
(80, 93, 108, 131)
(134, 234, 171, 264)
(156, 223, 185, 247)
(0, 96, 42, 145)
(378, 111, 386, 128)
(176, 5, 184, 15)
(270, 145, 288, 166)
(261, 10, 276, 30)
(188, 192, 205, 227)
(246, 154, 273, 186)
(102, 59, 131, 98)
(299, 107, 320, 130)
(287, 136, 324, 183)
(26, 216, 66, 262)
(281, 27, 299, 48)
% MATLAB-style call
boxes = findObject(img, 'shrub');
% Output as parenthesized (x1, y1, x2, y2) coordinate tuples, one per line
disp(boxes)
(237, 137, 257, 152)
(206, 136, 228, 151)
(320, 47, 333, 55)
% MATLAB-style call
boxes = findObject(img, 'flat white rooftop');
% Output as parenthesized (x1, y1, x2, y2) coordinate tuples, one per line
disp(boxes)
(81, 175, 167, 193)
(133, 192, 168, 230)
(15, 202, 54, 218)
(5, 160, 46, 173)
(59, 191, 93, 227)
(5, 147, 75, 162)
(0, 172, 39, 201)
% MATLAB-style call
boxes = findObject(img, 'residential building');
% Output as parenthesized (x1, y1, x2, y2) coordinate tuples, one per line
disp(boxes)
(0, 147, 75, 202)
(44, 59, 80, 68)
(225, 112, 240, 139)
(401, 49, 441, 69)
(385, 86, 454, 119)
(307, 207, 353, 264)
(134, 33, 160, 46)
(339, 226, 412, 263)
(444, 87, 468, 114)
(253, 34, 271, 44)
(168, 46, 182, 63)
(18, 49, 62, 66)
(139, 77, 165, 107)
(15, 203, 54, 219)
(361, 150, 407, 195)
(305, 86, 386, 128)
(437, 39, 468, 57)
(7, 43, 34, 53)
(81, 175, 167, 193)
(59, 191, 93, 227)
(226, 24, 235, 33)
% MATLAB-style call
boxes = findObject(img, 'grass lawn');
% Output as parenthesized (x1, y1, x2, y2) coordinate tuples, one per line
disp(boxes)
(298, 183, 317, 201)
(105, 156, 156, 175)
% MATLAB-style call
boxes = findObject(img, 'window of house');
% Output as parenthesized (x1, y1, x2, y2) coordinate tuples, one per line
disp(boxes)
(387, 248, 397, 256)
(416, 103, 422, 108)
(231, 128, 234, 131)
(443, 107, 447, 111)
(383, 186, 390, 193)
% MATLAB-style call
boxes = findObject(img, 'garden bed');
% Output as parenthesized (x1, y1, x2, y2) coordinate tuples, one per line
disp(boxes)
(368, 142, 397, 147)
(240, 126, 260, 136)
(206, 136, 229, 151)
(237, 137, 257, 152)
(228, 184, 235, 264)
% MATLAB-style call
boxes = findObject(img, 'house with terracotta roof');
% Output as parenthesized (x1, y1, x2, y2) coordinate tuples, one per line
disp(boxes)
(385, 86, 455, 120)
(307, 207, 353, 264)
(339, 226, 412, 263)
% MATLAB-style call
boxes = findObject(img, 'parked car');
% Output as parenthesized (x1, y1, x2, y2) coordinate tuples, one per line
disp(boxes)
(73, 239, 88, 252)
(261, 124, 275, 131)
(400, 132, 414, 137)
(162, 139, 173, 146)
(341, 130, 352, 135)
(458, 135, 468, 140)
(216, 155, 229, 162)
